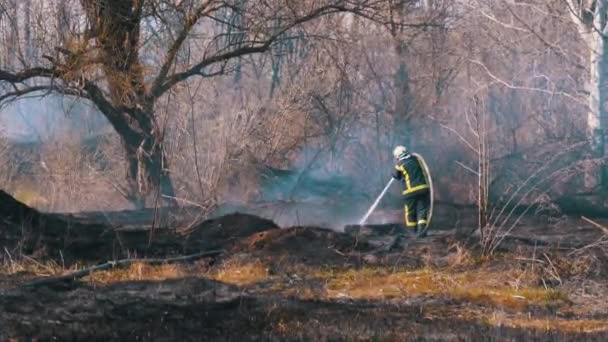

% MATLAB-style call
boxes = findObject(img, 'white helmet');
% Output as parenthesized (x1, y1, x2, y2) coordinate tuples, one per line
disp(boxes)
(393, 145, 408, 159)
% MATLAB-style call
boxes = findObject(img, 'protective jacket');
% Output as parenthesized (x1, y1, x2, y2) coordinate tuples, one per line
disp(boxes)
(392, 153, 429, 197)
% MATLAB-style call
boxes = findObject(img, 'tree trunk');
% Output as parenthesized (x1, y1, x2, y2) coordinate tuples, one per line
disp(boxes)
(23, 0, 32, 60)
(122, 126, 176, 209)
(586, 24, 608, 191)
(4, 0, 17, 68)
(567, 0, 608, 192)
(393, 41, 414, 148)
(80, 0, 177, 208)
(56, 0, 68, 43)
(390, 2, 415, 149)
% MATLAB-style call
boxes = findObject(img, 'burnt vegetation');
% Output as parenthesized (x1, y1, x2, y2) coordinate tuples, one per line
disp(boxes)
(1, 0, 608, 341)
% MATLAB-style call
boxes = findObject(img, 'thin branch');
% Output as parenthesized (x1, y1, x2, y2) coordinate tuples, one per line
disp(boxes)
(503, 1, 586, 71)
(428, 115, 479, 154)
(488, 155, 601, 255)
(465, 1, 528, 33)
(563, 0, 608, 39)
(0, 80, 96, 116)
(0, 67, 56, 83)
(154, 3, 387, 98)
(581, 216, 608, 235)
(150, 0, 218, 97)
(161, 195, 208, 209)
(489, 141, 586, 231)
(469, 59, 587, 107)
(0, 86, 49, 106)
(455, 160, 480, 176)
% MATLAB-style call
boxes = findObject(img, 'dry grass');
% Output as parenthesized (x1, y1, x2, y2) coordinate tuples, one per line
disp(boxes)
(2, 136, 131, 213)
(0, 256, 71, 278)
(84, 263, 186, 284)
(551, 253, 598, 278)
(208, 259, 270, 286)
(486, 316, 608, 333)
(278, 284, 321, 300)
(446, 242, 476, 266)
(12, 257, 272, 287)
(2, 250, 607, 336)
(317, 266, 566, 310)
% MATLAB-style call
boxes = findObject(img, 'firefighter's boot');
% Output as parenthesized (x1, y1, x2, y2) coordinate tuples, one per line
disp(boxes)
(416, 223, 428, 238)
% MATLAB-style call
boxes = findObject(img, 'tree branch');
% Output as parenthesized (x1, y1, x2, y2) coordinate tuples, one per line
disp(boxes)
(0, 85, 83, 107)
(563, 0, 607, 40)
(502, 1, 586, 71)
(150, 0, 219, 98)
(82, 79, 143, 144)
(152, 3, 381, 98)
(0, 67, 56, 83)
(469, 59, 587, 107)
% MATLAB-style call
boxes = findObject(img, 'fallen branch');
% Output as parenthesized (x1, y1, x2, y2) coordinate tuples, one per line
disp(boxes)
(581, 216, 608, 235)
(567, 217, 608, 256)
(23, 249, 224, 287)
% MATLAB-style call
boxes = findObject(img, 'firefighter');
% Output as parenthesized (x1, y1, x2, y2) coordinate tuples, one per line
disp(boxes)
(391, 145, 430, 239)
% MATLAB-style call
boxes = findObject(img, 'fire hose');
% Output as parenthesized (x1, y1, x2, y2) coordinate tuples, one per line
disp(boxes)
(357, 153, 434, 231)
(358, 178, 395, 225)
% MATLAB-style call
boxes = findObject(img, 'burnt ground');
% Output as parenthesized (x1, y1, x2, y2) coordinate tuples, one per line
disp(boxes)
(1, 191, 608, 341)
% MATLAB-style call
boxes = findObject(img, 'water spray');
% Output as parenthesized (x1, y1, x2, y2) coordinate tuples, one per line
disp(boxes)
(358, 178, 394, 225)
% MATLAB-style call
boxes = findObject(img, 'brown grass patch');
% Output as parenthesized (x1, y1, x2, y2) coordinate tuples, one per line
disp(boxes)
(488, 316, 608, 333)
(208, 259, 270, 286)
(272, 317, 307, 337)
(85, 263, 185, 284)
(0, 257, 73, 278)
(319, 267, 566, 310)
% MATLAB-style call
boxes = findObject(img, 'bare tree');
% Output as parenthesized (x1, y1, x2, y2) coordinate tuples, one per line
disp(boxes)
(562, 0, 608, 190)
(0, 0, 386, 208)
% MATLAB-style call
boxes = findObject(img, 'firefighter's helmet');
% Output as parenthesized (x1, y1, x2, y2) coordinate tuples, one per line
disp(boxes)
(393, 145, 408, 159)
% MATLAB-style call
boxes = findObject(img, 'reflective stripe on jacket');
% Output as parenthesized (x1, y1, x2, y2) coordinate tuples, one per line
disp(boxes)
(392, 154, 429, 196)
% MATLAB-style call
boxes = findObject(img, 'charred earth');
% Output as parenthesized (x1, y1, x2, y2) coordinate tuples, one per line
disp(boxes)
(1, 191, 608, 341)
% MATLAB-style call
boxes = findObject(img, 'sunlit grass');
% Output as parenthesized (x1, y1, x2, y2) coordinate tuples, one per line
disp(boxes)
(4, 252, 607, 335)
(207, 259, 270, 286)
(317, 267, 567, 310)
(83, 258, 271, 286)
(85, 262, 185, 284)
(487, 316, 608, 333)
(0, 256, 71, 277)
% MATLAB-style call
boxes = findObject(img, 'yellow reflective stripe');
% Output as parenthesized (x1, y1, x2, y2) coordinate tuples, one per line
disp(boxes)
(402, 184, 429, 195)
(404, 205, 417, 227)
(397, 165, 412, 190)
(417, 220, 427, 225)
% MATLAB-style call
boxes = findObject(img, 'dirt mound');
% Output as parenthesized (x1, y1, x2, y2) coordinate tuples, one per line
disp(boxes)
(235, 226, 375, 265)
(0, 190, 279, 264)
(0, 190, 99, 260)
(183, 213, 279, 249)
(0, 190, 46, 222)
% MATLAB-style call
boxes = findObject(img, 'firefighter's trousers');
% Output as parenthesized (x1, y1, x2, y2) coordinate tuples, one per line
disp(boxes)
(403, 190, 430, 230)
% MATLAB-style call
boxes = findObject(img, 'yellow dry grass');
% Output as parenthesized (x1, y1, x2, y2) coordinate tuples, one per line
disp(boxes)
(487, 316, 608, 333)
(0, 257, 70, 277)
(318, 267, 566, 310)
(208, 259, 270, 286)
(70, 258, 270, 286)
(85, 263, 185, 284)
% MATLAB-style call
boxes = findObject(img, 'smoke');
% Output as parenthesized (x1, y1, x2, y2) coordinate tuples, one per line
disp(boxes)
(0, 94, 110, 143)
(229, 125, 415, 230)
(222, 118, 494, 230)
